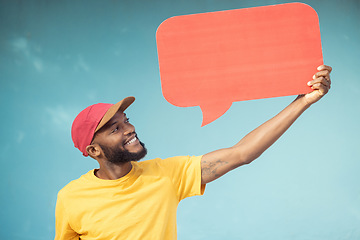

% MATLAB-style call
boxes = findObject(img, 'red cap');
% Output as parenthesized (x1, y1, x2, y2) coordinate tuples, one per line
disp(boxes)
(71, 97, 135, 156)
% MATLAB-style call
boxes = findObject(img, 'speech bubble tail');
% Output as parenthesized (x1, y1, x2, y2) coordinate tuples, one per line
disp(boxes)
(200, 102, 232, 127)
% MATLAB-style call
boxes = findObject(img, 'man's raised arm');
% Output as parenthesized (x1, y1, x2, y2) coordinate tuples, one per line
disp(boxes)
(201, 65, 332, 184)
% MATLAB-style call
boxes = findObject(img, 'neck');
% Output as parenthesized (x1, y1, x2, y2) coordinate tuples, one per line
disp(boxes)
(95, 161, 133, 180)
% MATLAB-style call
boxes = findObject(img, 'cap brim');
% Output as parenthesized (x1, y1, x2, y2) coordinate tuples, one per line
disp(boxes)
(95, 96, 135, 132)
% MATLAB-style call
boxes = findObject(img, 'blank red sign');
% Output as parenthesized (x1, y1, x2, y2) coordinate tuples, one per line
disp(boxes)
(156, 3, 323, 126)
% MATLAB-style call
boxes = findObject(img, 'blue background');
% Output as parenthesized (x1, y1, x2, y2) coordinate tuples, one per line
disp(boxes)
(1, 0, 359, 239)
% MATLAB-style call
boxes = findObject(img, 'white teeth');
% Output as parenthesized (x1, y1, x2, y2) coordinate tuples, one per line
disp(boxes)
(126, 137, 137, 145)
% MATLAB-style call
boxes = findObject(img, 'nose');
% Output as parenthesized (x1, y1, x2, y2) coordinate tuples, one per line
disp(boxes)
(123, 123, 135, 136)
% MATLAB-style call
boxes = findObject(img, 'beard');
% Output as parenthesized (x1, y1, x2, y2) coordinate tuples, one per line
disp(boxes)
(99, 140, 147, 164)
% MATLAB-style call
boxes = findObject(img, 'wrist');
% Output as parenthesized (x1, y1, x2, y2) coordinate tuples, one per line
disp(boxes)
(294, 94, 312, 110)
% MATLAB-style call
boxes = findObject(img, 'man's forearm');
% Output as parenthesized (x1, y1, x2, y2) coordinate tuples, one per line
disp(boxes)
(231, 95, 310, 165)
(201, 65, 332, 184)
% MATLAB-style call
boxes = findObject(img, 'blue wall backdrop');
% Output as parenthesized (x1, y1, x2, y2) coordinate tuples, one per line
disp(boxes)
(1, 0, 359, 239)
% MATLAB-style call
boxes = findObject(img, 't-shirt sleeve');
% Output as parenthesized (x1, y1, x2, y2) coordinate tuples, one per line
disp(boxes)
(54, 193, 79, 240)
(156, 155, 205, 201)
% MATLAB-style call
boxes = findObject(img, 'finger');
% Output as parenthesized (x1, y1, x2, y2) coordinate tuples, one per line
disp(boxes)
(308, 76, 331, 89)
(311, 82, 329, 96)
(313, 70, 331, 80)
(312, 75, 332, 88)
(310, 81, 329, 90)
(310, 76, 330, 90)
(317, 65, 332, 72)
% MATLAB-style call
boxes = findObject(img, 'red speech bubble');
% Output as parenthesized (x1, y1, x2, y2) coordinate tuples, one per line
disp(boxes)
(156, 3, 323, 126)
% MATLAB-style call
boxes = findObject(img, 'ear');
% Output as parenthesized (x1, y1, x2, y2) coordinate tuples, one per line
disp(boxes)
(86, 144, 101, 158)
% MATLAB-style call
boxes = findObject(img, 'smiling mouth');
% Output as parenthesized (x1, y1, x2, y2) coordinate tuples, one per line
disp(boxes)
(125, 136, 137, 145)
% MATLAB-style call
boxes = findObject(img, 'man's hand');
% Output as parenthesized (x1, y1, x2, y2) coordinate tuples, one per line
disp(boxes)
(201, 65, 333, 184)
(301, 65, 332, 105)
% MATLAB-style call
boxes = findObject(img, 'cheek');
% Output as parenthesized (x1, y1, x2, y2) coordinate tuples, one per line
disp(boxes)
(118, 137, 130, 150)
(105, 135, 126, 149)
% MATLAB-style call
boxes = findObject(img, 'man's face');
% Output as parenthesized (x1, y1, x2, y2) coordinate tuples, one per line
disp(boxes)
(92, 111, 147, 163)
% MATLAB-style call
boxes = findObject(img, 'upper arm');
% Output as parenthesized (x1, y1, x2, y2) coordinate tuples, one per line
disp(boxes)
(55, 195, 79, 240)
(156, 156, 205, 200)
(201, 147, 245, 184)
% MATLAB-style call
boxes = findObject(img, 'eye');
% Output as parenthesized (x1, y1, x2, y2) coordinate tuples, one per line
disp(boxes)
(125, 118, 130, 123)
(111, 127, 118, 133)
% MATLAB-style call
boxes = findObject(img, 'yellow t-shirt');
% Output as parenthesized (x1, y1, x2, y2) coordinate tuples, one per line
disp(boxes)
(55, 156, 205, 240)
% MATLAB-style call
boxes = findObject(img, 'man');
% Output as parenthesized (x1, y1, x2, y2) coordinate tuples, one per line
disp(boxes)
(55, 65, 332, 239)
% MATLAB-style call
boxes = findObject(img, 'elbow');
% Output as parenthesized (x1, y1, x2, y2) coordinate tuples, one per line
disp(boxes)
(242, 158, 254, 165)
(240, 157, 255, 166)
(228, 145, 262, 168)
(236, 151, 262, 166)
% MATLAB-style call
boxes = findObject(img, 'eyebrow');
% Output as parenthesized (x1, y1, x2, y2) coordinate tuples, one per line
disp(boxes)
(107, 113, 127, 128)
(109, 121, 118, 127)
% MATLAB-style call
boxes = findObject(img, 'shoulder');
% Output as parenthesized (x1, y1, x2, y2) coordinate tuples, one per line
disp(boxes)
(156, 155, 202, 167)
(138, 156, 202, 174)
(138, 156, 200, 166)
(57, 170, 93, 199)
